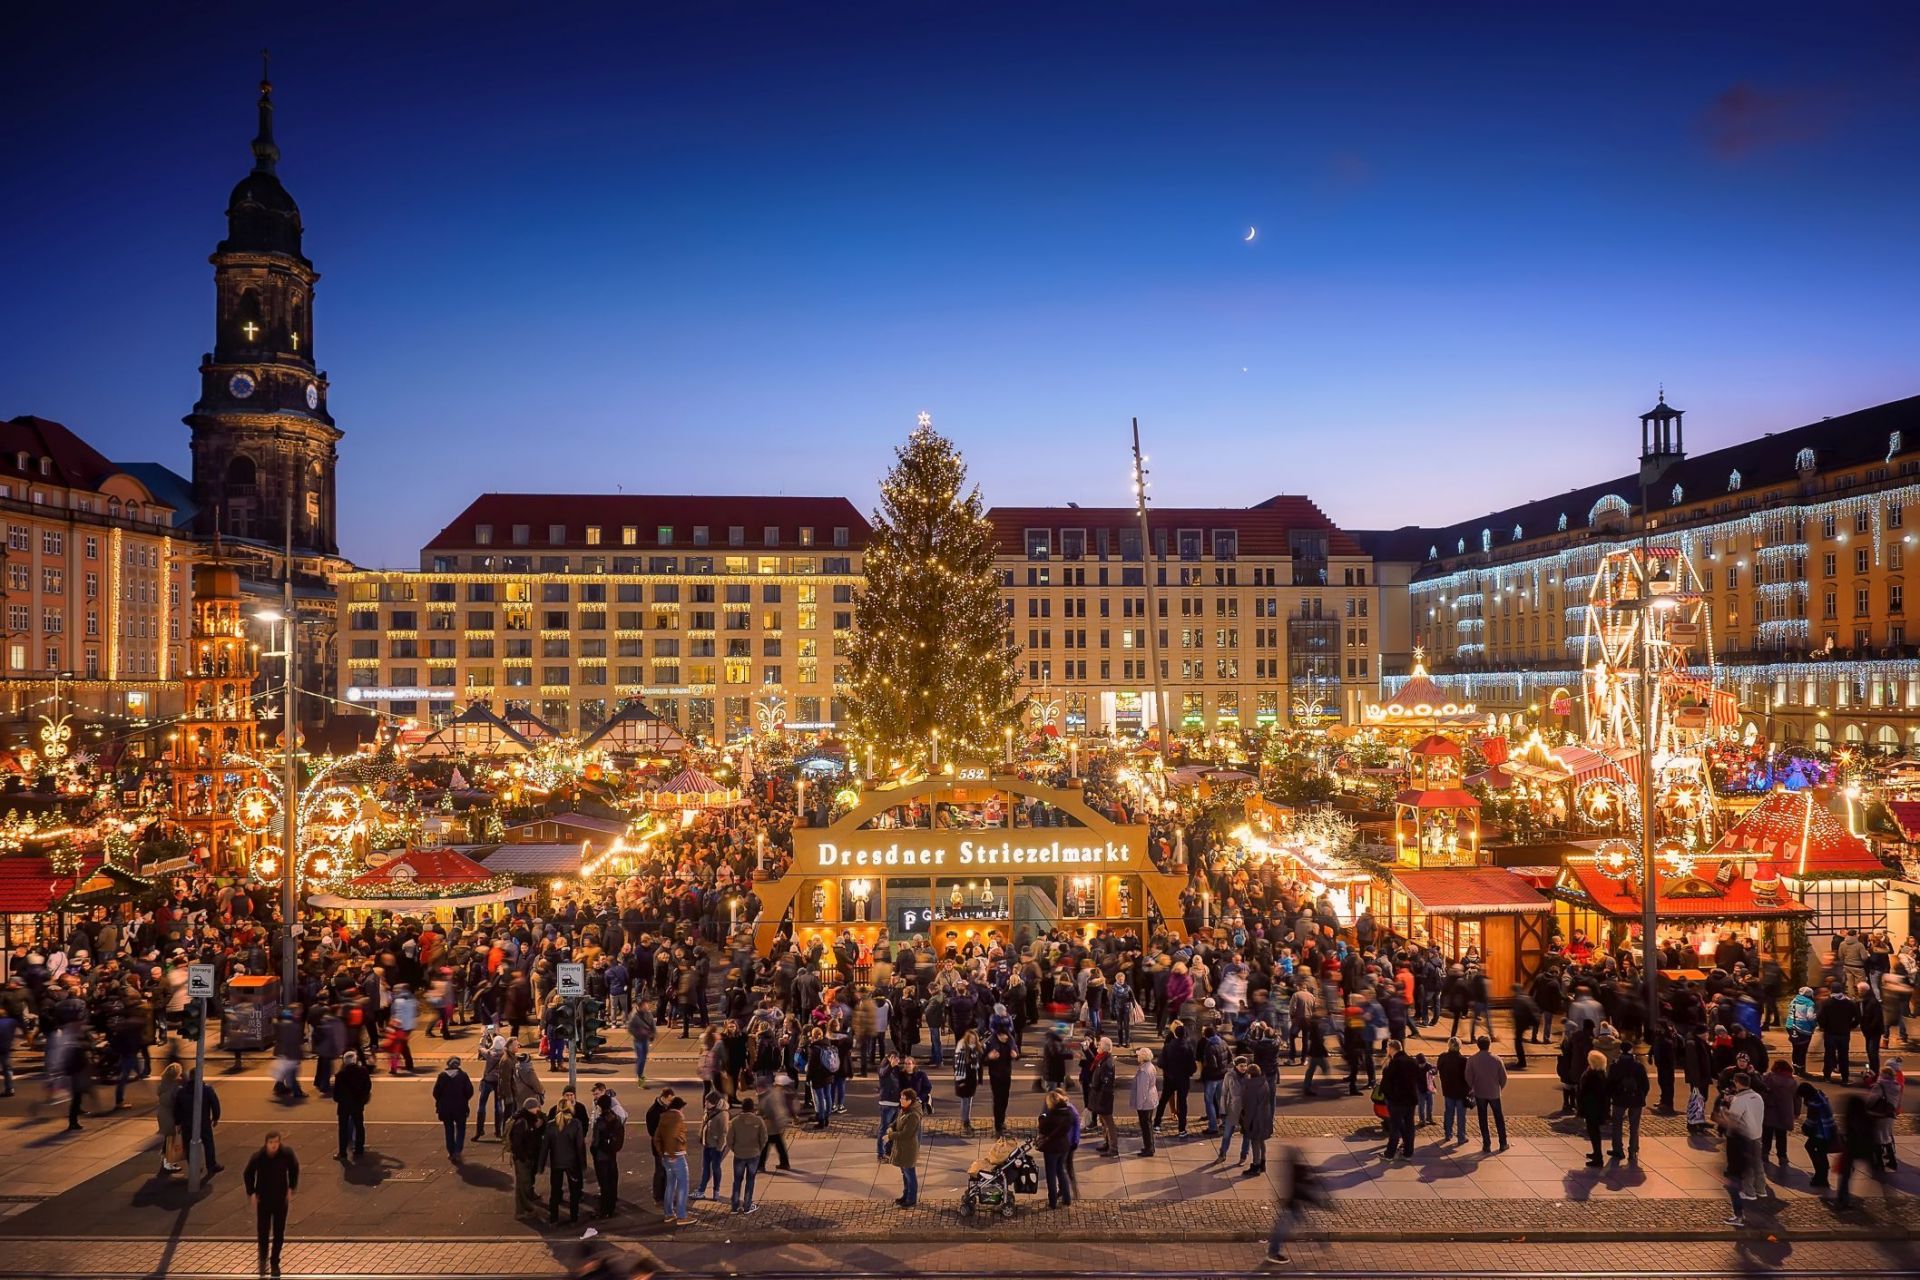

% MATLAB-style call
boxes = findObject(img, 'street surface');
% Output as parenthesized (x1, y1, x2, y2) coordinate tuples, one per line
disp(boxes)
(2, 1021, 1914, 1278)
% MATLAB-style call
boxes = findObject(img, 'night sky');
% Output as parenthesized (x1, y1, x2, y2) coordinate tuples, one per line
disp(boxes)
(2, 3, 1916, 568)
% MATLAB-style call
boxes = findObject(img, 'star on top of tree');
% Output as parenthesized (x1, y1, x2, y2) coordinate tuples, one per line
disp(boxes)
(916, 410, 932, 428)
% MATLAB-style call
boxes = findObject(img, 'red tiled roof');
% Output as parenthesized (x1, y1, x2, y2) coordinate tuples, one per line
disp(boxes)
(1394, 867, 1548, 915)
(423, 495, 871, 553)
(986, 497, 1364, 558)
(1710, 788, 1885, 878)
(0, 416, 116, 489)
(351, 847, 495, 887)
(1556, 863, 1814, 919)
(0, 853, 103, 913)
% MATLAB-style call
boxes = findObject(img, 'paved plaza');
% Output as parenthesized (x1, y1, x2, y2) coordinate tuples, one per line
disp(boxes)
(2, 1028, 1916, 1276)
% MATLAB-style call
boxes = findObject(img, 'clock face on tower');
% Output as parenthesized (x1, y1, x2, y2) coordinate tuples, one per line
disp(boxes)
(228, 372, 256, 400)
(306, 383, 320, 410)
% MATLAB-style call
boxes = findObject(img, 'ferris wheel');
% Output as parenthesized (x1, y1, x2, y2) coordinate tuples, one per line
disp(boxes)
(1581, 546, 1718, 755)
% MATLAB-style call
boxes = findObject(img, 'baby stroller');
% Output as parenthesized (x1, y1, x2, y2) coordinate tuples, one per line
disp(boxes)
(960, 1137, 1039, 1218)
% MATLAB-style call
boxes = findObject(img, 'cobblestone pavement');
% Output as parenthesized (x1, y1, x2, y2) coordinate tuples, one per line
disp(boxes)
(2, 1236, 1919, 1277)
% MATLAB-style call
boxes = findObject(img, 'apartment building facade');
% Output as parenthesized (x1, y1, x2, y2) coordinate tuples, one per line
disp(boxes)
(0, 416, 190, 742)
(988, 498, 1377, 735)
(1372, 394, 1920, 753)
(338, 495, 868, 740)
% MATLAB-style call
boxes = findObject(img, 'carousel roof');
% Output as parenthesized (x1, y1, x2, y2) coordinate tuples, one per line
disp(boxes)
(1363, 651, 1481, 727)
(1409, 734, 1462, 757)
(1709, 788, 1886, 878)
(1555, 862, 1814, 919)
(350, 846, 496, 887)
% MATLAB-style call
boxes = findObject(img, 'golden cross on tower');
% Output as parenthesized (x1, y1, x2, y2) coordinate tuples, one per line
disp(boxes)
(241, 321, 260, 340)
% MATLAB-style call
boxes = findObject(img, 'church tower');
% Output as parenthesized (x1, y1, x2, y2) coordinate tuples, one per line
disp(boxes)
(185, 58, 341, 558)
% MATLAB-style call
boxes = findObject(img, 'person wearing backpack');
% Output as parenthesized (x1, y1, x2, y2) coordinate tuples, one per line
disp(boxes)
(589, 1092, 625, 1218)
(627, 1001, 657, 1087)
(805, 1028, 836, 1129)
(505, 1097, 548, 1219)
(1797, 1081, 1835, 1188)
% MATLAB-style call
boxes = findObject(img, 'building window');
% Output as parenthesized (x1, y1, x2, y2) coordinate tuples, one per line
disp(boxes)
(763, 526, 780, 547)
(585, 525, 602, 545)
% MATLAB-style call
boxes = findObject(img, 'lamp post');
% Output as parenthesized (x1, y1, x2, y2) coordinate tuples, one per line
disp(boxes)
(255, 607, 298, 997)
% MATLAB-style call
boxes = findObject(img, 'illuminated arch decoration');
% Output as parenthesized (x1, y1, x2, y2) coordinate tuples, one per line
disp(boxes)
(1588, 494, 1631, 529)
(1728, 469, 1742, 492)
(1796, 447, 1816, 474)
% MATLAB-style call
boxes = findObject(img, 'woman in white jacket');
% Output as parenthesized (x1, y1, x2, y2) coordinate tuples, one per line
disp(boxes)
(1129, 1046, 1163, 1157)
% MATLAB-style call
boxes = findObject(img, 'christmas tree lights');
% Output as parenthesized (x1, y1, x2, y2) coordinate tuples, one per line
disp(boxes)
(845, 414, 1023, 765)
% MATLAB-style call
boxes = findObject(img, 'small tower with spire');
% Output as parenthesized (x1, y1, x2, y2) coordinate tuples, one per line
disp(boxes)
(1639, 387, 1685, 492)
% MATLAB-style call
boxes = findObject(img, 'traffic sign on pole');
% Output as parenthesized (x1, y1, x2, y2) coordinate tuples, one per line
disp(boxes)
(187, 964, 216, 1000)
(556, 962, 585, 998)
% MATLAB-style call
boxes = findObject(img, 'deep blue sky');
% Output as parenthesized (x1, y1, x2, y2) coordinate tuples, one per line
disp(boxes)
(3, 3, 1916, 567)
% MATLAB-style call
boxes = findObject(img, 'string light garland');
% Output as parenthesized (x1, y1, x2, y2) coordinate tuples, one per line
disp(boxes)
(844, 413, 1023, 765)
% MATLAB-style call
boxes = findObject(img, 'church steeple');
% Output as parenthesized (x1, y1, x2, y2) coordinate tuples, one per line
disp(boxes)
(250, 49, 279, 175)
(187, 58, 341, 559)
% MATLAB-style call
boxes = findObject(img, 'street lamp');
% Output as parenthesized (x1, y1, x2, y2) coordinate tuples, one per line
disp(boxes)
(254, 607, 299, 996)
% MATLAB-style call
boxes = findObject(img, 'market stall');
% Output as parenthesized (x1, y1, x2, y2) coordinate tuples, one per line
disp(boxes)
(1709, 786, 1890, 943)
(1549, 855, 1813, 970)
(758, 769, 1186, 952)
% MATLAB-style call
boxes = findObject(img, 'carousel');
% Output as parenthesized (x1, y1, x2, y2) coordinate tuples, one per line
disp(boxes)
(307, 846, 533, 922)
(758, 768, 1186, 953)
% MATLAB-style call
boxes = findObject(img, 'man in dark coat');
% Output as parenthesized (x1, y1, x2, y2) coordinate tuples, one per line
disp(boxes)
(243, 1130, 300, 1275)
(432, 1055, 475, 1161)
(331, 1051, 373, 1161)
(171, 1068, 222, 1174)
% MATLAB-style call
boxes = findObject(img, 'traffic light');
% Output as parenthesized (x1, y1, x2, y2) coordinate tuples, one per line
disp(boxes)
(576, 1000, 607, 1061)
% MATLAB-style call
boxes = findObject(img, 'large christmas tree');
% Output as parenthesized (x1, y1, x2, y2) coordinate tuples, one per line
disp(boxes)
(847, 413, 1023, 766)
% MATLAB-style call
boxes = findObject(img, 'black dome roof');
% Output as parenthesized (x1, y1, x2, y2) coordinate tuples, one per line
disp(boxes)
(221, 170, 304, 259)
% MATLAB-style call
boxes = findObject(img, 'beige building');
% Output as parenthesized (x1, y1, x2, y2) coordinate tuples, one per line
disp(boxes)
(987, 498, 1377, 735)
(338, 495, 867, 740)
(0, 416, 191, 745)
(1370, 394, 1920, 753)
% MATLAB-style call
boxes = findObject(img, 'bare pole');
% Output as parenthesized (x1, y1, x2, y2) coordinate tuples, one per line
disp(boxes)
(1637, 464, 1660, 1030)
(1131, 419, 1172, 749)
(281, 480, 299, 999)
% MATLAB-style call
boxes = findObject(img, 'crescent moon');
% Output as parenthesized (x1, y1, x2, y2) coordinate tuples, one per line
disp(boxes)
(1244, 227, 1256, 242)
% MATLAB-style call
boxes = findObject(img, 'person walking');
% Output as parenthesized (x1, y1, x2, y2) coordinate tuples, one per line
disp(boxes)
(331, 1051, 372, 1162)
(1437, 1036, 1470, 1145)
(433, 1055, 474, 1162)
(1129, 1046, 1161, 1156)
(1463, 1035, 1508, 1152)
(505, 1097, 548, 1219)
(1606, 1042, 1649, 1162)
(1724, 1071, 1765, 1222)
(156, 1062, 184, 1174)
(654, 1095, 691, 1225)
(888, 1089, 922, 1206)
(1798, 1081, 1835, 1189)
(541, 1091, 588, 1224)
(1263, 1145, 1329, 1265)
(589, 1092, 626, 1218)
(627, 1001, 657, 1087)
(1865, 1058, 1904, 1171)
(756, 1076, 794, 1173)
(727, 1095, 767, 1214)
(243, 1130, 299, 1276)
